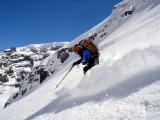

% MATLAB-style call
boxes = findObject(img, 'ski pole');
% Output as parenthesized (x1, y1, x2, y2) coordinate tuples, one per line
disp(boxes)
(55, 65, 74, 89)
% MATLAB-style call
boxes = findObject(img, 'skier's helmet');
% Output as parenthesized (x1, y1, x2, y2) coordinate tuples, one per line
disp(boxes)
(73, 44, 81, 54)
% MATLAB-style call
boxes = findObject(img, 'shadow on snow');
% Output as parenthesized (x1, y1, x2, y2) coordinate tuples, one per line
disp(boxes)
(26, 67, 160, 120)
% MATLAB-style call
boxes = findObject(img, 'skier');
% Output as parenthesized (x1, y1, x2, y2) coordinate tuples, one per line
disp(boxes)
(72, 38, 99, 74)
(55, 37, 99, 89)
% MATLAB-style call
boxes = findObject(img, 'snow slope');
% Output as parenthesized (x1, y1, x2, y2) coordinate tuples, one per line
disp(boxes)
(1, 0, 160, 120)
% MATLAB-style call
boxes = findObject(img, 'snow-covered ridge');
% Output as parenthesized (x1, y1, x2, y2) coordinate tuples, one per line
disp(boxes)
(0, 42, 67, 108)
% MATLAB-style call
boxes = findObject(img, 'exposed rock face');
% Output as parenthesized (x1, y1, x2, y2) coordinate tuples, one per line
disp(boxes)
(57, 48, 70, 63)
(0, 43, 67, 108)
(37, 68, 49, 84)
(0, 74, 8, 83)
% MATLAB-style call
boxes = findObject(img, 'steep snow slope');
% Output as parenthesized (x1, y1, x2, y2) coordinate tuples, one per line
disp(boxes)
(1, 0, 160, 120)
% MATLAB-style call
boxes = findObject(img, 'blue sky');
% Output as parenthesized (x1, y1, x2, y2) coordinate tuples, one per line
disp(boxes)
(0, 0, 121, 49)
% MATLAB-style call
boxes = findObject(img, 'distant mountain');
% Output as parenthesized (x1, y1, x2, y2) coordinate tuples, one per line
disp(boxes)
(0, 42, 68, 108)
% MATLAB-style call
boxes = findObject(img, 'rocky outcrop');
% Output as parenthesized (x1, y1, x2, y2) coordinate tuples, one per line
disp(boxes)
(57, 48, 70, 63)
(0, 74, 8, 83)
(0, 42, 67, 108)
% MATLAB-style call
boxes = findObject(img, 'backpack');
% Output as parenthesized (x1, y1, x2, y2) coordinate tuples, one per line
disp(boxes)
(79, 39, 99, 58)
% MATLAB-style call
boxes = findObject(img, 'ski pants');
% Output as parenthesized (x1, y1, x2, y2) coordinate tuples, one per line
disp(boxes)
(83, 57, 98, 74)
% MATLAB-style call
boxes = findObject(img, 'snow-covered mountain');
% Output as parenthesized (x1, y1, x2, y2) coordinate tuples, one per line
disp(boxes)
(1, 0, 160, 119)
(0, 42, 67, 108)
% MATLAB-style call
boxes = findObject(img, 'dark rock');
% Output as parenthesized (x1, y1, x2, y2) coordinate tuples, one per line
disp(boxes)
(100, 32, 107, 38)
(13, 93, 18, 99)
(57, 48, 68, 59)
(60, 52, 69, 63)
(22, 88, 27, 96)
(15, 83, 21, 88)
(6, 68, 14, 75)
(57, 48, 70, 63)
(122, 9, 135, 17)
(4, 102, 10, 108)
(0, 74, 8, 83)
(37, 68, 49, 84)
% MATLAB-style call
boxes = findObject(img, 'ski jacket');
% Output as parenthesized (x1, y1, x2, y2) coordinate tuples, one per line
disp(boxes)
(73, 48, 95, 66)
(81, 49, 92, 64)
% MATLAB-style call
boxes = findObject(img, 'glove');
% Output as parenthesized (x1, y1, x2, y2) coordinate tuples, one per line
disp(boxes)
(72, 59, 82, 67)
(72, 62, 77, 67)
(72, 61, 80, 66)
